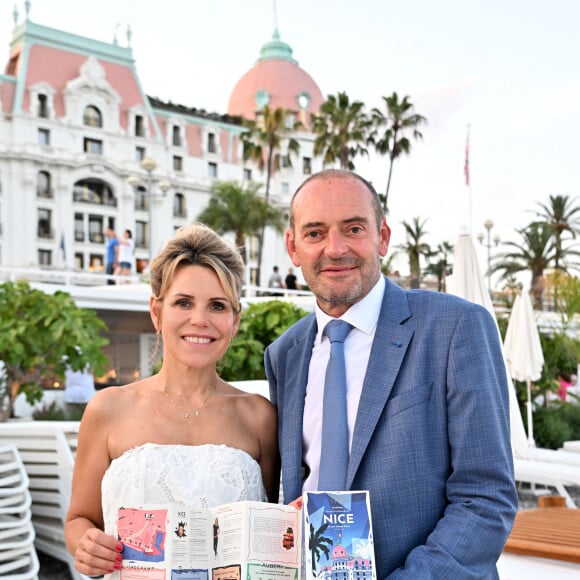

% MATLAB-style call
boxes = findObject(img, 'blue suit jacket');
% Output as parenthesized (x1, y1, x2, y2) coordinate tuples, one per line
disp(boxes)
(265, 278, 517, 579)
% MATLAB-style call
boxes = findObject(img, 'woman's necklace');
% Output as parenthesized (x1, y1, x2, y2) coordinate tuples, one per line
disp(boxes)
(159, 374, 218, 419)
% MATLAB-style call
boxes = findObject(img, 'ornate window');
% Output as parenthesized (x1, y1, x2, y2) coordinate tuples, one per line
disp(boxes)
(172, 125, 182, 147)
(83, 105, 103, 128)
(73, 178, 116, 207)
(135, 115, 145, 137)
(37, 94, 49, 118)
(208, 133, 216, 153)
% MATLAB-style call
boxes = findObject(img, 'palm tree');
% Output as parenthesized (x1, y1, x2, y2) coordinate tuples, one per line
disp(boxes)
(196, 180, 285, 264)
(536, 194, 580, 272)
(308, 522, 333, 576)
(492, 222, 557, 309)
(398, 216, 431, 289)
(424, 241, 454, 292)
(312, 91, 371, 170)
(241, 105, 301, 205)
(241, 106, 301, 284)
(369, 92, 426, 212)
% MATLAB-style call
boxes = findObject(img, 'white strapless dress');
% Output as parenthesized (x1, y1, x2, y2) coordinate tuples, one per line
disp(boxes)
(101, 443, 267, 537)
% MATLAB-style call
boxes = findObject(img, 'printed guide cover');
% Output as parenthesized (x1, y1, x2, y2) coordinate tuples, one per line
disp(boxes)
(303, 491, 376, 580)
(109, 500, 301, 580)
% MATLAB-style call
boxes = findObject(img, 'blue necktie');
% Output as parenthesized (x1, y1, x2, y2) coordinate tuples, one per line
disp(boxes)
(318, 319, 353, 491)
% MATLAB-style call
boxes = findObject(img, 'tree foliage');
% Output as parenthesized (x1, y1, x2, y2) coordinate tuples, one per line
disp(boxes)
(312, 91, 371, 170)
(492, 222, 556, 308)
(241, 105, 301, 284)
(0, 281, 109, 414)
(369, 92, 426, 212)
(398, 216, 431, 289)
(536, 194, 580, 272)
(218, 300, 308, 381)
(196, 180, 285, 263)
(241, 105, 301, 204)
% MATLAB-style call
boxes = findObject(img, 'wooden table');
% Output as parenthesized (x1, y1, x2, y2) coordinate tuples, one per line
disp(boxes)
(504, 508, 580, 563)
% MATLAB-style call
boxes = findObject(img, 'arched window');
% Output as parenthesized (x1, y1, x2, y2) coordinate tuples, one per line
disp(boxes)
(83, 105, 103, 128)
(73, 178, 116, 207)
(37, 170, 52, 198)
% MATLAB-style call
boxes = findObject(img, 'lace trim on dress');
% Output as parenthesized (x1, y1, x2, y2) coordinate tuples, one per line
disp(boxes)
(101, 442, 267, 537)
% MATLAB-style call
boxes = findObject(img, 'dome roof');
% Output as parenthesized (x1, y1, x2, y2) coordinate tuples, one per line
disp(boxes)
(332, 545, 348, 559)
(227, 29, 324, 125)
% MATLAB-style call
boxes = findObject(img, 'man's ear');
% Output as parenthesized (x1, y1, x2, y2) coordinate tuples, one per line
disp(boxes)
(379, 218, 391, 258)
(286, 229, 301, 267)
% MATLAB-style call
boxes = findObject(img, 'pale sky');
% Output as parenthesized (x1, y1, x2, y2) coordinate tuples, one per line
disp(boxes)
(2, 0, 579, 287)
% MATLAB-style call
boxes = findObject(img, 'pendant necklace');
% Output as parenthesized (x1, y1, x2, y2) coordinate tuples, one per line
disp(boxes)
(159, 374, 217, 419)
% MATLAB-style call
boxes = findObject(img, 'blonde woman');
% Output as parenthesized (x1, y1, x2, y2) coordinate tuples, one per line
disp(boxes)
(66, 224, 279, 577)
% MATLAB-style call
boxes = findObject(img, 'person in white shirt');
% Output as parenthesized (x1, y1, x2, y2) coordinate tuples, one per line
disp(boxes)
(115, 229, 135, 281)
(64, 365, 95, 412)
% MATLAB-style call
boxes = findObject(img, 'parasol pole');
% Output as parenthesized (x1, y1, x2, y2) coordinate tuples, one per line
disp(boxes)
(526, 379, 535, 446)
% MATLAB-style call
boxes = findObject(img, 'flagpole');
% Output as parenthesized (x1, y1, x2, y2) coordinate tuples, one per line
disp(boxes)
(465, 124, 472, 234)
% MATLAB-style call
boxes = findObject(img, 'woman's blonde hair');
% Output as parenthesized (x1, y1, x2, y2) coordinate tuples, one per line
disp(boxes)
(150, 223, 245, 313)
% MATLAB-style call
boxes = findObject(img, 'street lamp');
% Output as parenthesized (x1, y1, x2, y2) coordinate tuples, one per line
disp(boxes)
(477, 219, 500, 294)
(128, 157, 170, 260)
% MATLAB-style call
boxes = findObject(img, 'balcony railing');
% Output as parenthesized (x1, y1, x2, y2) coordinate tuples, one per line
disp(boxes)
(37, 228, 55, 239)
(89, 233, 104, 244)
(37, 187, 54, 199)
(73, 187, 117, 207)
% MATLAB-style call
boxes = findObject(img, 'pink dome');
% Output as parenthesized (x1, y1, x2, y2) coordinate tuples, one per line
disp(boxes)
(332, 545, 348, 559)
(228, 29, 324, 126)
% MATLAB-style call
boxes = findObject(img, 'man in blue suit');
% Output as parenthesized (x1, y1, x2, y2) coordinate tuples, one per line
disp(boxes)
(265, 169, 517, 578)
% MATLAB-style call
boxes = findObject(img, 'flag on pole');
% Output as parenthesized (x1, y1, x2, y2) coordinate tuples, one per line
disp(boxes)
(464, 129, 470, 186)
(60, 232, 66, 262)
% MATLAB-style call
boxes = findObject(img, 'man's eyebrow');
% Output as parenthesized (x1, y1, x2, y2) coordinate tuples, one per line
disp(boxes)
(343, 216, 370, 224)
(300, 221, 325, 231)
(300, 216, 370, 231)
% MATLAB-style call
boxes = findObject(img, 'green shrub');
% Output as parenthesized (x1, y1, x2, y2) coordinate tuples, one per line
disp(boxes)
(219, 300, 308, 381)
(533, 405, 575, 449)
(32, 401, 87, 421)
(558, 402, 580, 441)
(32, 401, 67, 421)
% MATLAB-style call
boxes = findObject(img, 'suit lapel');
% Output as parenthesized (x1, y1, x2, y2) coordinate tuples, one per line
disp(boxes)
(347, 281, 414, 486)
(280, 316, 317, 499)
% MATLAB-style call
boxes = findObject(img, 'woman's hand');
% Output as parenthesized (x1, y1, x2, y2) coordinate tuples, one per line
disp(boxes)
(73, 527, 123, 576)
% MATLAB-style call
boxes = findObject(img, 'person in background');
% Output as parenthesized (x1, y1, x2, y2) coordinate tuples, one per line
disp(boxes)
(115, 229, 135, 282)
(64, 364, 95, 414)
(265, 169, 517, 578)
(284, 267, 300, 291)
(105, 227, 119, 285)
(65, 224, 279, 577)
(267, 265, 285, 296)
(557, 371, 573, 402)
